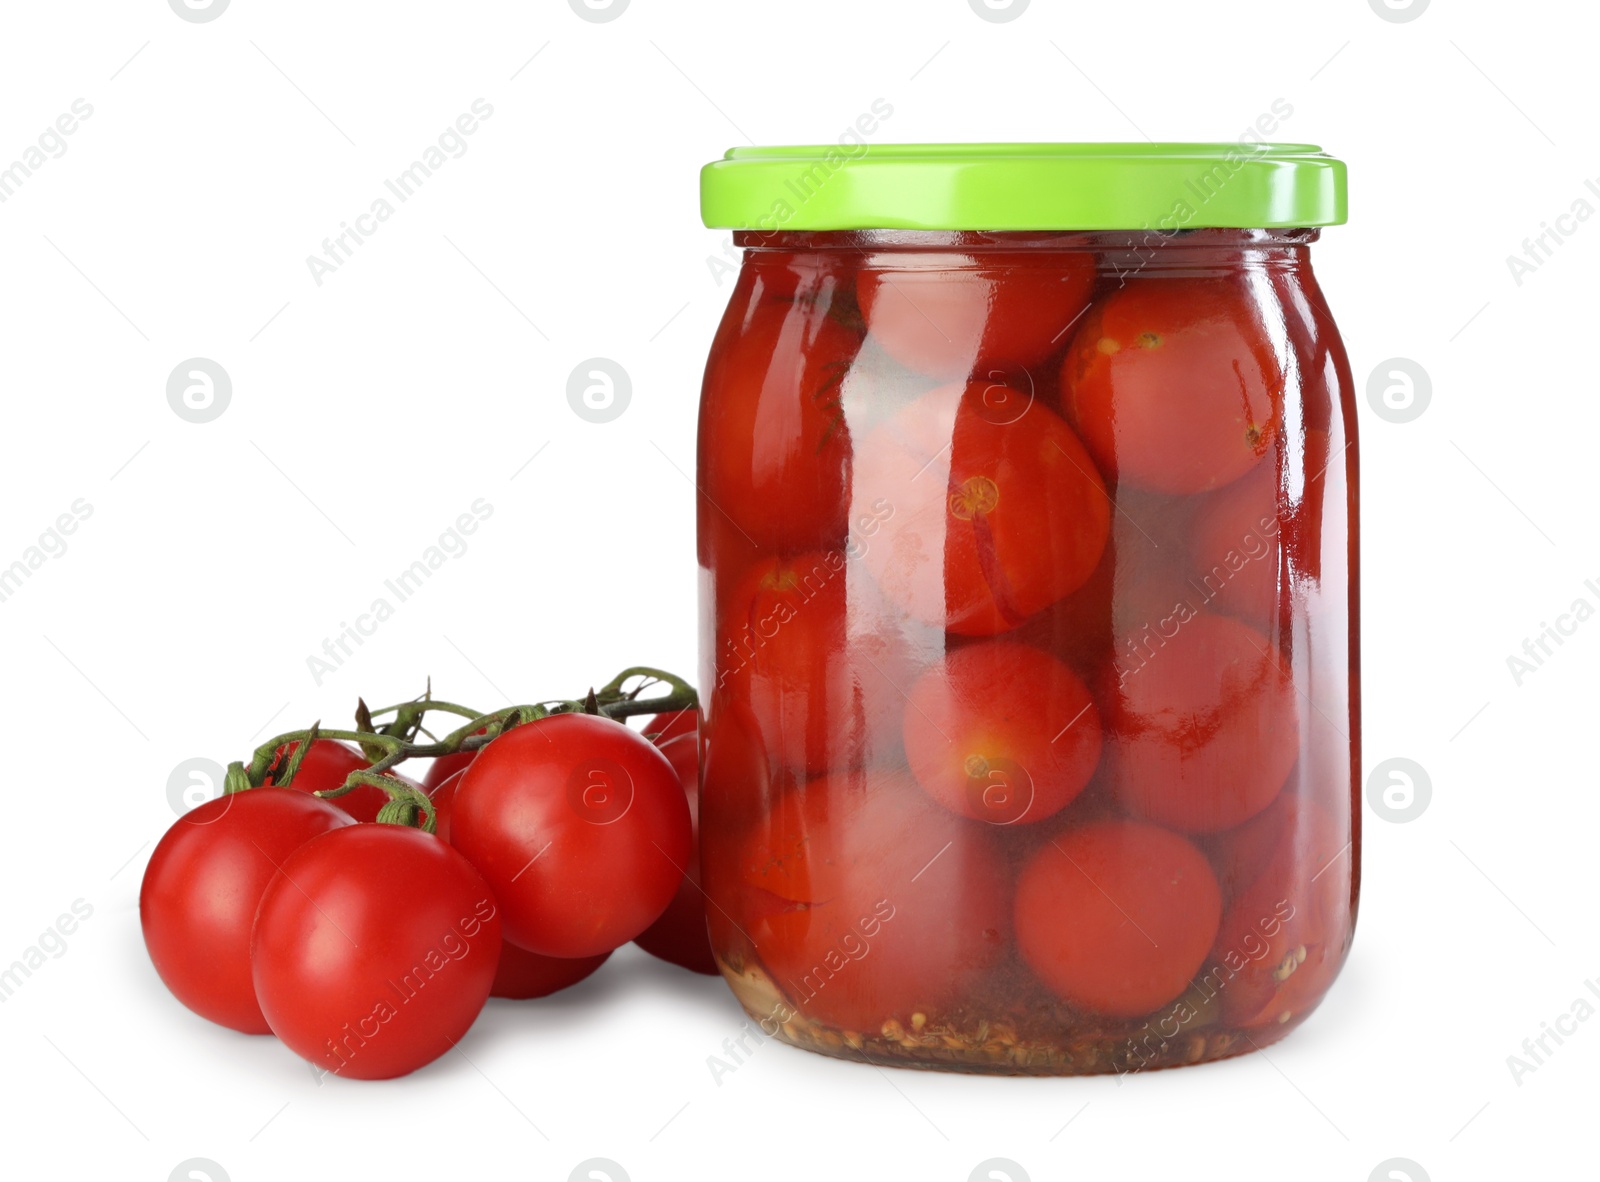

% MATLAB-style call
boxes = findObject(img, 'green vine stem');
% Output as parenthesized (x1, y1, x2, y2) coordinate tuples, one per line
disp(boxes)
(352, 772, 437, 833)
(218, 667, 699, 831)
(584, 666, 699, 721)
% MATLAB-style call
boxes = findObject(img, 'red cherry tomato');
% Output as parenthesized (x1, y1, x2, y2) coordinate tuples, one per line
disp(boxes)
(141, 788, 352, 1033)
(857, 250, 1096, 381)
(266, 739, 385, 821)
(265, 738, 417, 823)
(1186, 458, 1282, 627)
(715, 550, 913, 775)
(642, 709, 698, 744)
(633, 711, 718, 975)
(251, 824, 500, 1079)
(698, 694, 790, 866)
(491, 944, 610, 1000)
(855, 381, 1111, 635)
(420, 726, 494, 793)
(1105, 613, 1299, 833)
(451, 713, 692, 958)
(1062, 277, 1284, 495)
(698, 272, 861, 551)
(428, 770, 466, 835)
(1206, 795, 1351, 1028)
(709, 769, 1010, 1033)
(422, 750, 476, 793)
(1205, 788, 1301, 904)
(1015, 819, 1221, 1018)
(902, 640, 1102, 825)
(1005, 486, 1200, 675)
(430, 770, 613, 998)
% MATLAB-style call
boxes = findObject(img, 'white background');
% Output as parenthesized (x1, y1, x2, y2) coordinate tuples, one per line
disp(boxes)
(0, 0, 1590, 1179)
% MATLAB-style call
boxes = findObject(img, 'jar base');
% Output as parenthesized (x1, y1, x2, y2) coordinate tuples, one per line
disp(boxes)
(719, 959, 1308, 1077)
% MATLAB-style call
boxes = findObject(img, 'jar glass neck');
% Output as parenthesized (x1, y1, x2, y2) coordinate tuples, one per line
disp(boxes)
(733, 228, 1318, 246)
(732, 228, 1319, 274)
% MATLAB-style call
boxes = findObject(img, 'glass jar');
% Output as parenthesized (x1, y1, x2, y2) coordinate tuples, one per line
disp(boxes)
(695, 145, 1356, 1075)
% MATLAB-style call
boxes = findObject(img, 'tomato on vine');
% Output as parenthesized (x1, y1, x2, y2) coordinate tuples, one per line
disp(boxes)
(420, 725, 491, 794)
(141, 788, 352, 1033)
(451, 712, 692, 959)
(262, 726, 429, 825)
(146, 666, 705, 1067)
(432, 769, 615, 998)
(265, 739, 396, 822)
(252, 824, 502, 1080)
(491, 945, 610, 1000)
(422, 750, 476, 793)
(633, 710, 719, 975)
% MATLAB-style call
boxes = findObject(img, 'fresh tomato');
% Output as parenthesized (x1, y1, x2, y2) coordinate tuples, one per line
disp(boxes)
(633, 711, 719, 975)
(1015, 819, 1221, 1018)
(707, 769, 1009, 1033)
(420, 725, 494, 793)
(697, 694, 788, 867)
(641, 709, 698, 745)
(902, 639, 1101, 825)
(251, 824, 500, 1079)
(1062, 277, 1284, 495)
(265, 738, 415, 823)
(714, 550, 914, 775)
(1206, 795, 1351, 1028)
(450, 713, 692, 958)
(856, 250, 1096, 381)
(429, 770, 613, 998)
(698, 268, 861, 552)
(421, 750, 476, 793)
(1104, 613, 1299, 833)
(427, 770, 466, 834)
(854, 380, 1111, 635)
(491, 944, 610, 1000)
(140, 788, 352, 1033)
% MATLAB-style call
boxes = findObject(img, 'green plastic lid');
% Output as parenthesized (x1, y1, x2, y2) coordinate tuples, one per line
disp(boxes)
(701, 143, 1346, 232)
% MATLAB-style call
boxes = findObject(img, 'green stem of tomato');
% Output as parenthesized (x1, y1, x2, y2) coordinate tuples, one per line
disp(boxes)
(244, 727, 410, 787)
(583, 666, 700, 722)
(366, 697, 487, 727)
(364, 696, 488, 760)
(344, 772, 437, 833)
(233, 668, 699, 808)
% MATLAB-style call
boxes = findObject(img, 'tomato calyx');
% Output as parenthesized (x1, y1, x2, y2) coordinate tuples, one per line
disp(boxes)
(359, 772, 438, 832)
